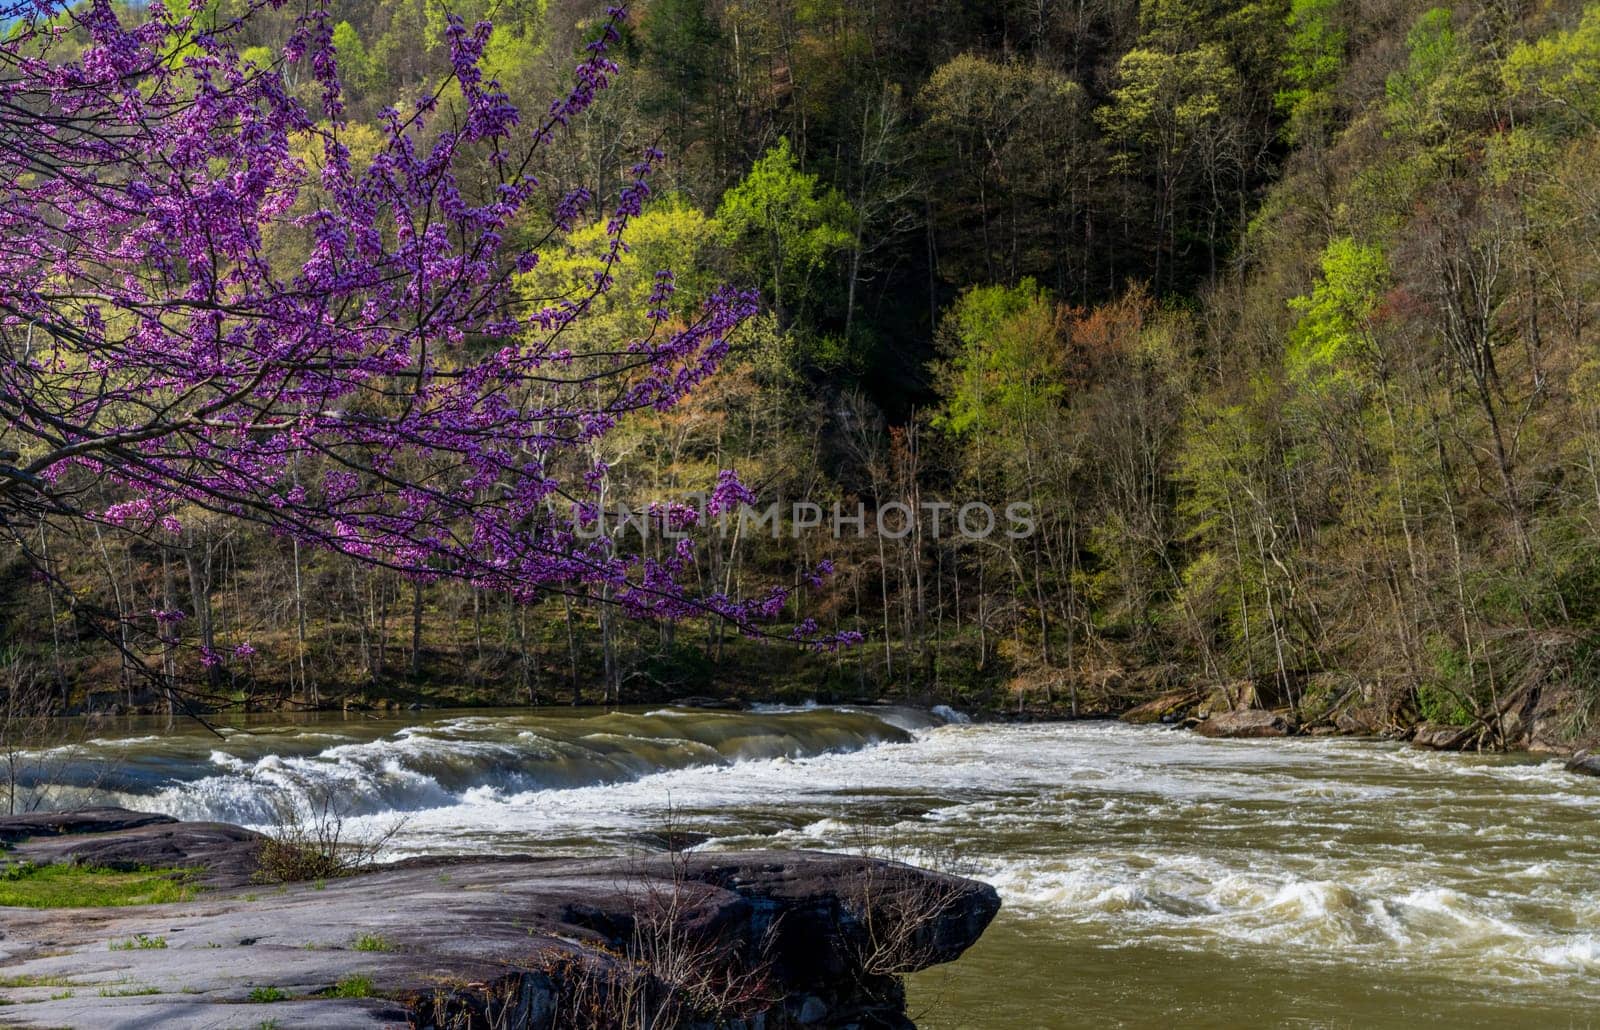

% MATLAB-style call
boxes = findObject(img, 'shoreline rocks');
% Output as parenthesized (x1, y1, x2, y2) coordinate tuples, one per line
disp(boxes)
(1113, 680, 1600, 774)
(0, 809, 999, 1029)
(1410, 722, 1476, 751)
(1194, 709, 1295, 739)
(1119, 690, 1202, 725)
(0, 808, 178, 847)
(1568, 752, 1600, 777)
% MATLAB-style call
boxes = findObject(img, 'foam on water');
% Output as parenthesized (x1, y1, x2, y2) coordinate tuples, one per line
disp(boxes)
(1528, 933, 1600, 970)
(30, 705, 921, 826)
(21, 711, 1600, 1006)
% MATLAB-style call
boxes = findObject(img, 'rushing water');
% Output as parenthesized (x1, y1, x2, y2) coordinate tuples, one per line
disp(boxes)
(13, 706, 1600, 1028)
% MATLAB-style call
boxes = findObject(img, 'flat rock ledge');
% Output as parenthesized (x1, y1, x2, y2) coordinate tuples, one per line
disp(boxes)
(0, 809, 1000, 1029)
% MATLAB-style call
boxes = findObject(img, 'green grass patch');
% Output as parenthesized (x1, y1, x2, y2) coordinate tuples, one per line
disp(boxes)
(109, 934, 168, 951)
(351, 933, 392, 952)
(0, 975, 77, 989)
(325, 975, 373, 999)
(0, 972, 83, 991)
(0, 863, 194, 908)
(98, 985, 160, 997)
(248, 986, 288, 1003)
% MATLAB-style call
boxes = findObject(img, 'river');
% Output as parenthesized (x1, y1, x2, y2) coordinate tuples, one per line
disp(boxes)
(11, 705, 1600, 1028)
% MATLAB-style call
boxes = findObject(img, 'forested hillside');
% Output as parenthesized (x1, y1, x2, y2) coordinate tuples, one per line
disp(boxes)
(7, 0, 1600, 744)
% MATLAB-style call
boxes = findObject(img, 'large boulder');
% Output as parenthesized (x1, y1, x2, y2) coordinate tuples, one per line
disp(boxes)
(0, 811, 1000, 1030)
(1195, 709, 1294, 738)
(1567, 752, 1600, 777)
(1412, 722, 1474, 751)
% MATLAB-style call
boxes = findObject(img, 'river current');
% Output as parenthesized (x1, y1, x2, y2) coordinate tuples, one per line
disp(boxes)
(13, 705, 1600, 1027)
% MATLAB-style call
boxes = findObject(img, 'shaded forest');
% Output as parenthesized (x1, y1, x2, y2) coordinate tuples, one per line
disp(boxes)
(7, 0, 1600, 742)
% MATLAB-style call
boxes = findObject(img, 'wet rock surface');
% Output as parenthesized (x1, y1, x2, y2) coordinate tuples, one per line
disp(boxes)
(0, 809, 1000, 1029)
(1194, 709, 1295, 739)
(1567, 752, 1600, 777)
(0, 807, 177, 847)
(1411, 723, 1474, 751)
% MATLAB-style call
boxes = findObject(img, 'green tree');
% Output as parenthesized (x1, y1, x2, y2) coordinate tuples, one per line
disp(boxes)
(1503, 5, 1600, 130)
(1384, 7, 1488, 143)
(932, 281, 1064, 439)
(1174, 390, 1307, 699)
(1286, 237, 1390, 391)
(331, 22, 379, 100)
(1098, 45, 1239, 288)
(716, 138, 854, 339)
(1276, 0, 1344, 142)
(931, 280, 1071, 674)
(520, 198, 721, 343)
(917, 54, 1086, 288)
(481, 1, 548, 90)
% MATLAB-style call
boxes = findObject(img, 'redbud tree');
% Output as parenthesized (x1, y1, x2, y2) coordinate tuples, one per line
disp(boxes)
(0, 0, 845, 698)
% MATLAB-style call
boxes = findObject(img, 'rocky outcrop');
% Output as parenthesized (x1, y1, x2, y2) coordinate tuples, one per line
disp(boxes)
(1334, 709, 1379, 736)
(10, 815, 265, 889)
(0, 806, 177, 846)
(675, 695, 749, 710)
(1119, 676, 1365, 737)
(1411, 722, 1474, 751)
(1194, 709, 1295, 738)
(0, 809, 999, 1029)
(1567, 752, 1600, 777)
(1119, 690, 1202, 725)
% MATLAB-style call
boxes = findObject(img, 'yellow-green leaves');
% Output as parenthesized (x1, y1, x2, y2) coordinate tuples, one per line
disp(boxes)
(1099, 46, 1237, 174)
(1503, 5, 1600, 129)
(715, 138, 854, 331)
(1384, 7, 1492, 143)
(521, 198, 720, 343)
(331, 22, 378, 98)
(1276, 0, 1344, 142)
(932, 280, 1064, 439)
(1387, 7, 1459, 106)
(919, 53, 1083, 147)
(1286, 237, 1389, 391)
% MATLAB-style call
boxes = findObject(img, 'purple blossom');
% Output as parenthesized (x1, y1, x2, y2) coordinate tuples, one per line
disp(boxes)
(0, 0, 847, 652)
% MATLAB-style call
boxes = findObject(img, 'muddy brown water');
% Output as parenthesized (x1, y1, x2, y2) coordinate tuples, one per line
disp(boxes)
(16, 706, 1600, 1028)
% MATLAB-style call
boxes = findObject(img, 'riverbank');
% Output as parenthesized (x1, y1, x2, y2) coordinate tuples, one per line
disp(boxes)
(1114, 675, 1600, 770)
(0, 808, 999, 1029)
(44, 637, 1598, 767)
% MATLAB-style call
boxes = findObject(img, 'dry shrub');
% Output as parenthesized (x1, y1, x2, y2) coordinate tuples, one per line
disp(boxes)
(842, 856, 971, 978)
(1, 655, 59, 816)
(413, 829, 776, 1029)
(836, 826, 982, 978)
(415, 892, 775, 1030)
(253, 786, 404, 883)
(623, 846, 777, 1024)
